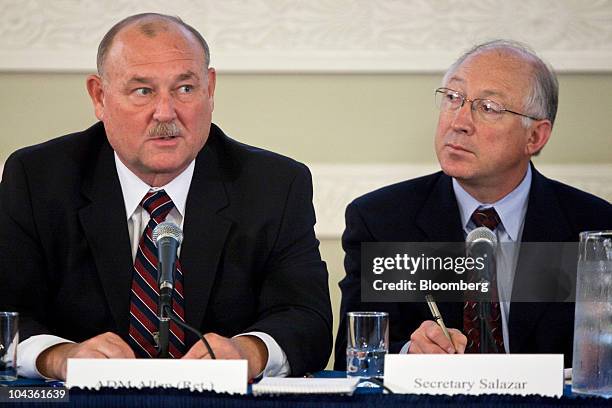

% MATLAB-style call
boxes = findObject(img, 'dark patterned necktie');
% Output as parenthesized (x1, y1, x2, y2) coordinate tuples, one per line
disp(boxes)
(128, 190, 186, 358)
(463, 207, 505, 353)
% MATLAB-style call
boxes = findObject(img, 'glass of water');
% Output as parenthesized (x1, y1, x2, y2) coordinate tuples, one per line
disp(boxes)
(346, 311, 389, 379)
(572, 231, 611, 398)
(0, 311, 19, 381)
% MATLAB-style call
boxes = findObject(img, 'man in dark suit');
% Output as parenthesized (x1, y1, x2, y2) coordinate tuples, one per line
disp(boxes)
(334, 40, 611, 369)
(0, 13, 332, 381)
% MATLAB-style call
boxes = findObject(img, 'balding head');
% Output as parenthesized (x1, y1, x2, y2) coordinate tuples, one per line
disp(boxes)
(96, 13, 210, 76)
(443, 40, 558, 127)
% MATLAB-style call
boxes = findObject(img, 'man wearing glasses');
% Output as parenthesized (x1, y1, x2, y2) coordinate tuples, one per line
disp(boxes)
(334, 40, 612, 369)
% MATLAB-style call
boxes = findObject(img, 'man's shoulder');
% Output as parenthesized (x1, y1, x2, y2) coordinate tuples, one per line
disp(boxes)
(529, 168, 612, 237)
(543, 175, 612, 221)
(6, 122, 106, 168)
(208, 123, 310, 179)
(351, 171, 446, 212)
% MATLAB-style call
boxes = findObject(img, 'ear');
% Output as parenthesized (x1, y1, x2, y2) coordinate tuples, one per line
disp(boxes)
(206, 67, 216, 111)
(525, 119, 552, 156)
(86, 75, 106, 121)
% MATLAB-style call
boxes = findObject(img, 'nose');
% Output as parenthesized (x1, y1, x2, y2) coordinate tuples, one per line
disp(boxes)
(450, 100, 475, 135)
(153, 93, 177, 123)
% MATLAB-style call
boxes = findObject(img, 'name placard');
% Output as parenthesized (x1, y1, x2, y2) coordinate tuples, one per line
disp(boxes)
(384, 354, 563, 397)
(66, 359, 248, 394)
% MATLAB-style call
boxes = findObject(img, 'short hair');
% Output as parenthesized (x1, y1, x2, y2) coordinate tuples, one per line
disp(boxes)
(442, 39, 558, 127)
(96, 13, 210, 76)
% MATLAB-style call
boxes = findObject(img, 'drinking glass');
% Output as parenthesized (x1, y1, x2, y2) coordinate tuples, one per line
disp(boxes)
(572, 231, 612, 398)
(0, 311, 19, 381)
(346, 311, 389, 379)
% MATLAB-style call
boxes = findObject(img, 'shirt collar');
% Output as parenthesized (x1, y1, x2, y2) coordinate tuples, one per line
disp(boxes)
(114, 152, 195, 220)
(452, 165, 532, 241)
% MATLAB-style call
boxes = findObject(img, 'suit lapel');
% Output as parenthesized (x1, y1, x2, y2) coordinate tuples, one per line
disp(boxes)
(180, 131, 233, 334)
(509, 165, 574, 352)
(78, 135, 134, 336)
(416, 173, 465, 327)
(415, 173, 465, 242)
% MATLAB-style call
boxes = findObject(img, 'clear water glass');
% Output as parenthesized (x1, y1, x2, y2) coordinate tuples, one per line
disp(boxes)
(572, 231, 612, 398)
(0, 311, 19, 381)
(346, 311, 389, 379)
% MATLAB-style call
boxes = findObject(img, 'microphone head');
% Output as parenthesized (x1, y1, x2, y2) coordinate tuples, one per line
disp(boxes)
(152, 221, 183, 246)
(466, 226, 498, 249)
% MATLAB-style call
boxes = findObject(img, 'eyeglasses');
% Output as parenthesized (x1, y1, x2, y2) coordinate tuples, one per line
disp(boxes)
(434, 87, 542, 122)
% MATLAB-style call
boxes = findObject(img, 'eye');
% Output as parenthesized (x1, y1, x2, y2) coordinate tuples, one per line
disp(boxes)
(446, 91, 462, 103)
(435, 88, 464, 111)
(134, 87, 152, 96)
(478, 100, 503, 114)
(444, 90, 463, 106)
(178, 85, 194, 94)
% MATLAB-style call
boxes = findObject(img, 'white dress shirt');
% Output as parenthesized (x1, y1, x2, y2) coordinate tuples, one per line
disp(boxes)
(401, 166, 532, 354)
(18, 153, 290, 378)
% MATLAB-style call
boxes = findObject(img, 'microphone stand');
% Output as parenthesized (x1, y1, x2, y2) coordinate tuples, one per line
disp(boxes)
(153, 222, 216, 360)
(155, 229, 179, 359)
(155, 255, 216, 359)
(157, 286, 172, 359)
(479, 288, 489, 354)
(466, 227, 498, 354)
(159, 303, 217, 360)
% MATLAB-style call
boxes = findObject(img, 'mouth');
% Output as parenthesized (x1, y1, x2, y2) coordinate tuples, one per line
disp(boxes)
(445, 142, 472, 153)
(152, 135, 178, 140)
(147, 134, 181, 146)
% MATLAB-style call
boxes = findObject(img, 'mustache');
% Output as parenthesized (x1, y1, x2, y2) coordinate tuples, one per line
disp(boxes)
(148, 122, 180, 138)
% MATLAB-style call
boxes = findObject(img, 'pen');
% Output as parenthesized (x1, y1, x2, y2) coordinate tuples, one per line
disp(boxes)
(425, 294, 455, 353)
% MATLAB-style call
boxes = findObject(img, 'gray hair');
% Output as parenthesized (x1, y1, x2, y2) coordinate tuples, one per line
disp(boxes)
(443, 39, 558, 128)
(96, 13, 210, 76)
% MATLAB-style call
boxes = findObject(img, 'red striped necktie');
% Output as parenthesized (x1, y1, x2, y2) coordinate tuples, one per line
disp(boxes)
(128, 189, 186, 358)
(463, 207, 505, 353)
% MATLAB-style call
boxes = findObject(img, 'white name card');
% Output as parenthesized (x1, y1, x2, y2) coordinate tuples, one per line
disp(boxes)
(66, 359, 248, 394)
(384, 354, 563, 397)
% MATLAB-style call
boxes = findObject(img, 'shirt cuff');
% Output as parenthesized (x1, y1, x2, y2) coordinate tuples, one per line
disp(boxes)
(233, 331, 290, 377)
(399, 340, 411, 354)
(17, 335, 74, 379)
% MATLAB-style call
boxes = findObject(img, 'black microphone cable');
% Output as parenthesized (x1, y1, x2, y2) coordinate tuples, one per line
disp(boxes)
(161, 303, 216, 359)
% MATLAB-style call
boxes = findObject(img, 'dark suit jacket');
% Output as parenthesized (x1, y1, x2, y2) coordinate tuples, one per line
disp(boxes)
(334, 167, 611, 369)
(0, 122, 332, 376)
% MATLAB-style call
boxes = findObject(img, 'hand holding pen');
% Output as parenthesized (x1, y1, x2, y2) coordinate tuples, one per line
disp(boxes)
(406, 295, 467, 354)
(425, 294, 454, 347)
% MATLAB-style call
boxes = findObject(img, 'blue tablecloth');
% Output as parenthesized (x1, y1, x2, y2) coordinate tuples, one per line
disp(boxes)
(2, 371, 609, 407)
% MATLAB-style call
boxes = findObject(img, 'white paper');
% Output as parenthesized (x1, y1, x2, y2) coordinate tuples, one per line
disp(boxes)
(384, 354, 563, 397)
(66, 359, 248, 394)
(252, 377, 360, 395)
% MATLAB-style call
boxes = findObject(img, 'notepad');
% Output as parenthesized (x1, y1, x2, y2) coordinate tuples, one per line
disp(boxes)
(252, 377, 360, 395)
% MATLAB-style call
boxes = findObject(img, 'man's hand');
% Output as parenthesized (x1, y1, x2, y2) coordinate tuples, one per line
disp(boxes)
(183, 333, 268, 380)
(36, 332, 135, 380)
(408, 320, 467, 354)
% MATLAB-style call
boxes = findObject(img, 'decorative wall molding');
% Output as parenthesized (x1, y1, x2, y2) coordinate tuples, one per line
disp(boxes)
(310, 163, 612, 238)
(1, 0, 612, 73)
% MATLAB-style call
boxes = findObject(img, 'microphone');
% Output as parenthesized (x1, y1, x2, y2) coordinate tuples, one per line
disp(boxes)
(150, 222, 217, 360)
(466, 226, 497, 283)
(152, 221, 182, 359)
(466, 226, 498, 353)
(152, 221, 183, 294)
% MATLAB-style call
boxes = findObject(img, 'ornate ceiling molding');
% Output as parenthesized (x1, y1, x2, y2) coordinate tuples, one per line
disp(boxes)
(1, 0, 611, 73)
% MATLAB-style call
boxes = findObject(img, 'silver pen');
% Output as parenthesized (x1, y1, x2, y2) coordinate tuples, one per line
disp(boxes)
(425, 294, 455, 352)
